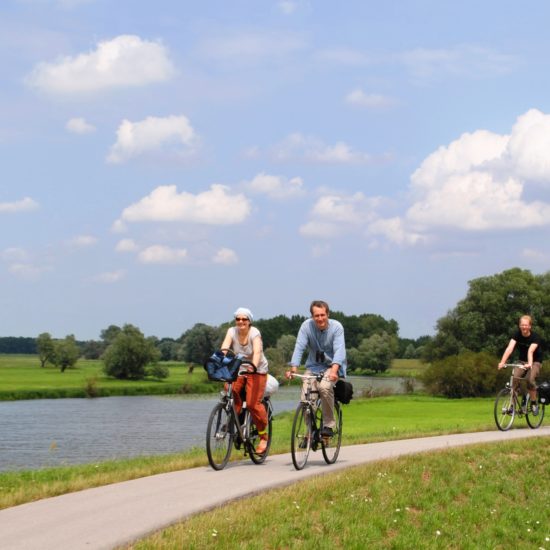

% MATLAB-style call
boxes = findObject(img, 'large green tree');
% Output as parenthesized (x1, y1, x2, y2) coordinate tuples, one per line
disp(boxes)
(52, 335, 81, 372)
(37, 332, 55, 368)
(348, 332, 397, 373)
(103, 324, 160, 379)
(423, 268, 550, 361)
(179, 323, 222, 365)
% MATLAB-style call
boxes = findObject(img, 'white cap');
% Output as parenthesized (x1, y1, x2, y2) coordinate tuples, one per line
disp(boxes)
(234, 307, 253, 322)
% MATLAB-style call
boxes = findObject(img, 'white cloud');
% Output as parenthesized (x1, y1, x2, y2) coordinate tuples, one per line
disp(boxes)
(94, 270, 125, 283)
(367, 217, 425, 246)
(213, 248, 239, 265)
(245, 172, 305, 199)
(138, 245, 188, 264)
(115, 238, 138, 252)
(27, 34, 175, 95)
(120, 184, 251, 225)
(69, 234, 97, 247)
(66, 117, 96, 134)
(0, 197, 39, 213)
(371, 109, 550, 246)
(1, 247, 29, 261)
(345, 89, 397, 110)
(507, 109, 550, 183)
(271, 133, 373, 164)
(107, 115, 197, 163)
(300, 192, 380, 238)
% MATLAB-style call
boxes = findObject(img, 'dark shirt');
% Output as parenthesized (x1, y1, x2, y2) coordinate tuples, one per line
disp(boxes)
(512, 329, 542, 363)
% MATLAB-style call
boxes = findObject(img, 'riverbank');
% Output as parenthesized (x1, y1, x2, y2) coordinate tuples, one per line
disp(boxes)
(0, 395, 499, 510)
(0, 355, 216, 400)
(0, 355, 426, 401)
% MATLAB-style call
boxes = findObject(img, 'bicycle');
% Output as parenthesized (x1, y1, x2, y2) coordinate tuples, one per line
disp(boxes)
(205, 360, 273, 471)
(289, 372, 343, 471)
(494, 362, 546, 431)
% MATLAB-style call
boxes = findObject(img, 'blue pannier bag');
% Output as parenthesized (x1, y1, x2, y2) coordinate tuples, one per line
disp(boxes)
(204, 350, 243, 382)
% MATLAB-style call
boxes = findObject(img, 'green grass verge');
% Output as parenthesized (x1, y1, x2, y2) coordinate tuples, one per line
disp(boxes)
(0, 355, 215, 400)
(126, 438, 550, 549)
(0, 395, 508, 510)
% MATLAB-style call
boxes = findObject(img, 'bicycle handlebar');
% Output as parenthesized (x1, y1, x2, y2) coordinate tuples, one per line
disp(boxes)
(502, 362, 529, 370)
(289, 372, 328, 382)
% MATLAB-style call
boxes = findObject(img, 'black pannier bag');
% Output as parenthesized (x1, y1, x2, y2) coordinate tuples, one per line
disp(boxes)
(538, 381, 550, 405)
(204, 350, 242, 382)
(334, 379, 353, 404)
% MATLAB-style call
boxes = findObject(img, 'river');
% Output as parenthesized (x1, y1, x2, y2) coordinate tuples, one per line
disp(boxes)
(0, 377, 412, 472)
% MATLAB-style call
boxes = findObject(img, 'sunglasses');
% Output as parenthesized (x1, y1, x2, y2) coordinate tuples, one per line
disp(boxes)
(235, 317, 249, 322)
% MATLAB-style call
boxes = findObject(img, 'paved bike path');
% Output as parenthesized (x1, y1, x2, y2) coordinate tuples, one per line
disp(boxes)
(1, 427, 548, 550)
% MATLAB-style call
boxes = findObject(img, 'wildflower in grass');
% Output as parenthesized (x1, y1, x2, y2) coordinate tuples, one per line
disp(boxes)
(436, 530, 441, 536)
(212, 529, 218, 538)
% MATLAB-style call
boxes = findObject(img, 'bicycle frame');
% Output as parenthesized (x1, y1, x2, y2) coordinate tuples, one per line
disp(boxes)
(289, 372, 342, 470)
(206, 367, 273, 470)
(494, 362, 545, 431)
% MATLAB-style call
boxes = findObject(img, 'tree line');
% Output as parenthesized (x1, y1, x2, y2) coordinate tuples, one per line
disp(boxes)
(2, 311, 429, 379)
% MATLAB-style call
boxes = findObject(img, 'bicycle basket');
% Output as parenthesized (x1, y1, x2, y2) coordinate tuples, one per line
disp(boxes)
(203, 350, 242, 382)
(334, 379, 353, 404)
(538, 381, 550, 405)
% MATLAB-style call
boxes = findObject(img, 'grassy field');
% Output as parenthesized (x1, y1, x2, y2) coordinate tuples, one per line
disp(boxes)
(126, 437, 550, 550)
(0, 355, 214, 400)
(0, 355, 426, 401)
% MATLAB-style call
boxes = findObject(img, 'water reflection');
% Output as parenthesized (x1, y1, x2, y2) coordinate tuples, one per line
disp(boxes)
(0, 376, 412, 471)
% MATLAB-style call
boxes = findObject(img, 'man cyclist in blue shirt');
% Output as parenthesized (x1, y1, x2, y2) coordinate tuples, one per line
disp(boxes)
(286, 300, 347, 438)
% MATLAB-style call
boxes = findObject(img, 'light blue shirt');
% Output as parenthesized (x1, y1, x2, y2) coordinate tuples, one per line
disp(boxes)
(290, 318, 347, 377)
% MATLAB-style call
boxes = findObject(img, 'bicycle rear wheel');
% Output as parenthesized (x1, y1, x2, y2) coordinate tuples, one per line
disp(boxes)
(206, 402, 233, 470)
(526, 398, 545, 429)
(248, 400, 273, 464)
(494, 388, 516, 431)
(321, 401, 342, 464)
(291, 403, 311, 470)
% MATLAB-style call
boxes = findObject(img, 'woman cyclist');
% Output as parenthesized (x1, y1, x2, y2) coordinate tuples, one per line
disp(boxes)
(220, 307, 270, 454)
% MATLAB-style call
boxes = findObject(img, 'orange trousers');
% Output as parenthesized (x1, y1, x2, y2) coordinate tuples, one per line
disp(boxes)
(232, 373, 268, 432)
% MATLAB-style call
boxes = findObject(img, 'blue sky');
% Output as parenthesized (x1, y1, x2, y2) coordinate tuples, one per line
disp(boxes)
(2, 0, 550, 341)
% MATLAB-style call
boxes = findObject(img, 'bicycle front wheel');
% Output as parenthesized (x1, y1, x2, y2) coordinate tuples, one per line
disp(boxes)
(494, 388, 515, 431)
(321, 402, 342, 464)
(206, 402, 233, 470)
(247, 400, 273, 464)
(526, 400, 545, 429)
(291, 403, 311, 470)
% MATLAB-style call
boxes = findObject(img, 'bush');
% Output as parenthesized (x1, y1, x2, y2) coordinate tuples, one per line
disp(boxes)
(420, 350, 506, 398)
(147, 364, 169, 380)
(103, 324, 160, 380)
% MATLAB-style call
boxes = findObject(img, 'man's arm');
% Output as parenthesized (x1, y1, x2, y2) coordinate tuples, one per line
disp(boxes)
(328, 323, 346, 380)
(288, 323, 310, 374)
(498, 339, 516, 369)
(526, 343, 539, 368)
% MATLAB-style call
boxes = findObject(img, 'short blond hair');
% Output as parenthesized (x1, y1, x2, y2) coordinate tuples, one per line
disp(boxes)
(519, 315, 532, 326)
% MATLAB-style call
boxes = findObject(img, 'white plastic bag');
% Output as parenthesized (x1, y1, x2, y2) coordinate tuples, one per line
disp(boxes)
(264, 374, 279, 397)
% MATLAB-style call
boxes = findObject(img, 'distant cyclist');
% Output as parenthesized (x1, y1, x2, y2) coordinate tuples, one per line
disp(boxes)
(285, 300, 347, 438)
(498, 315, 543, 414)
